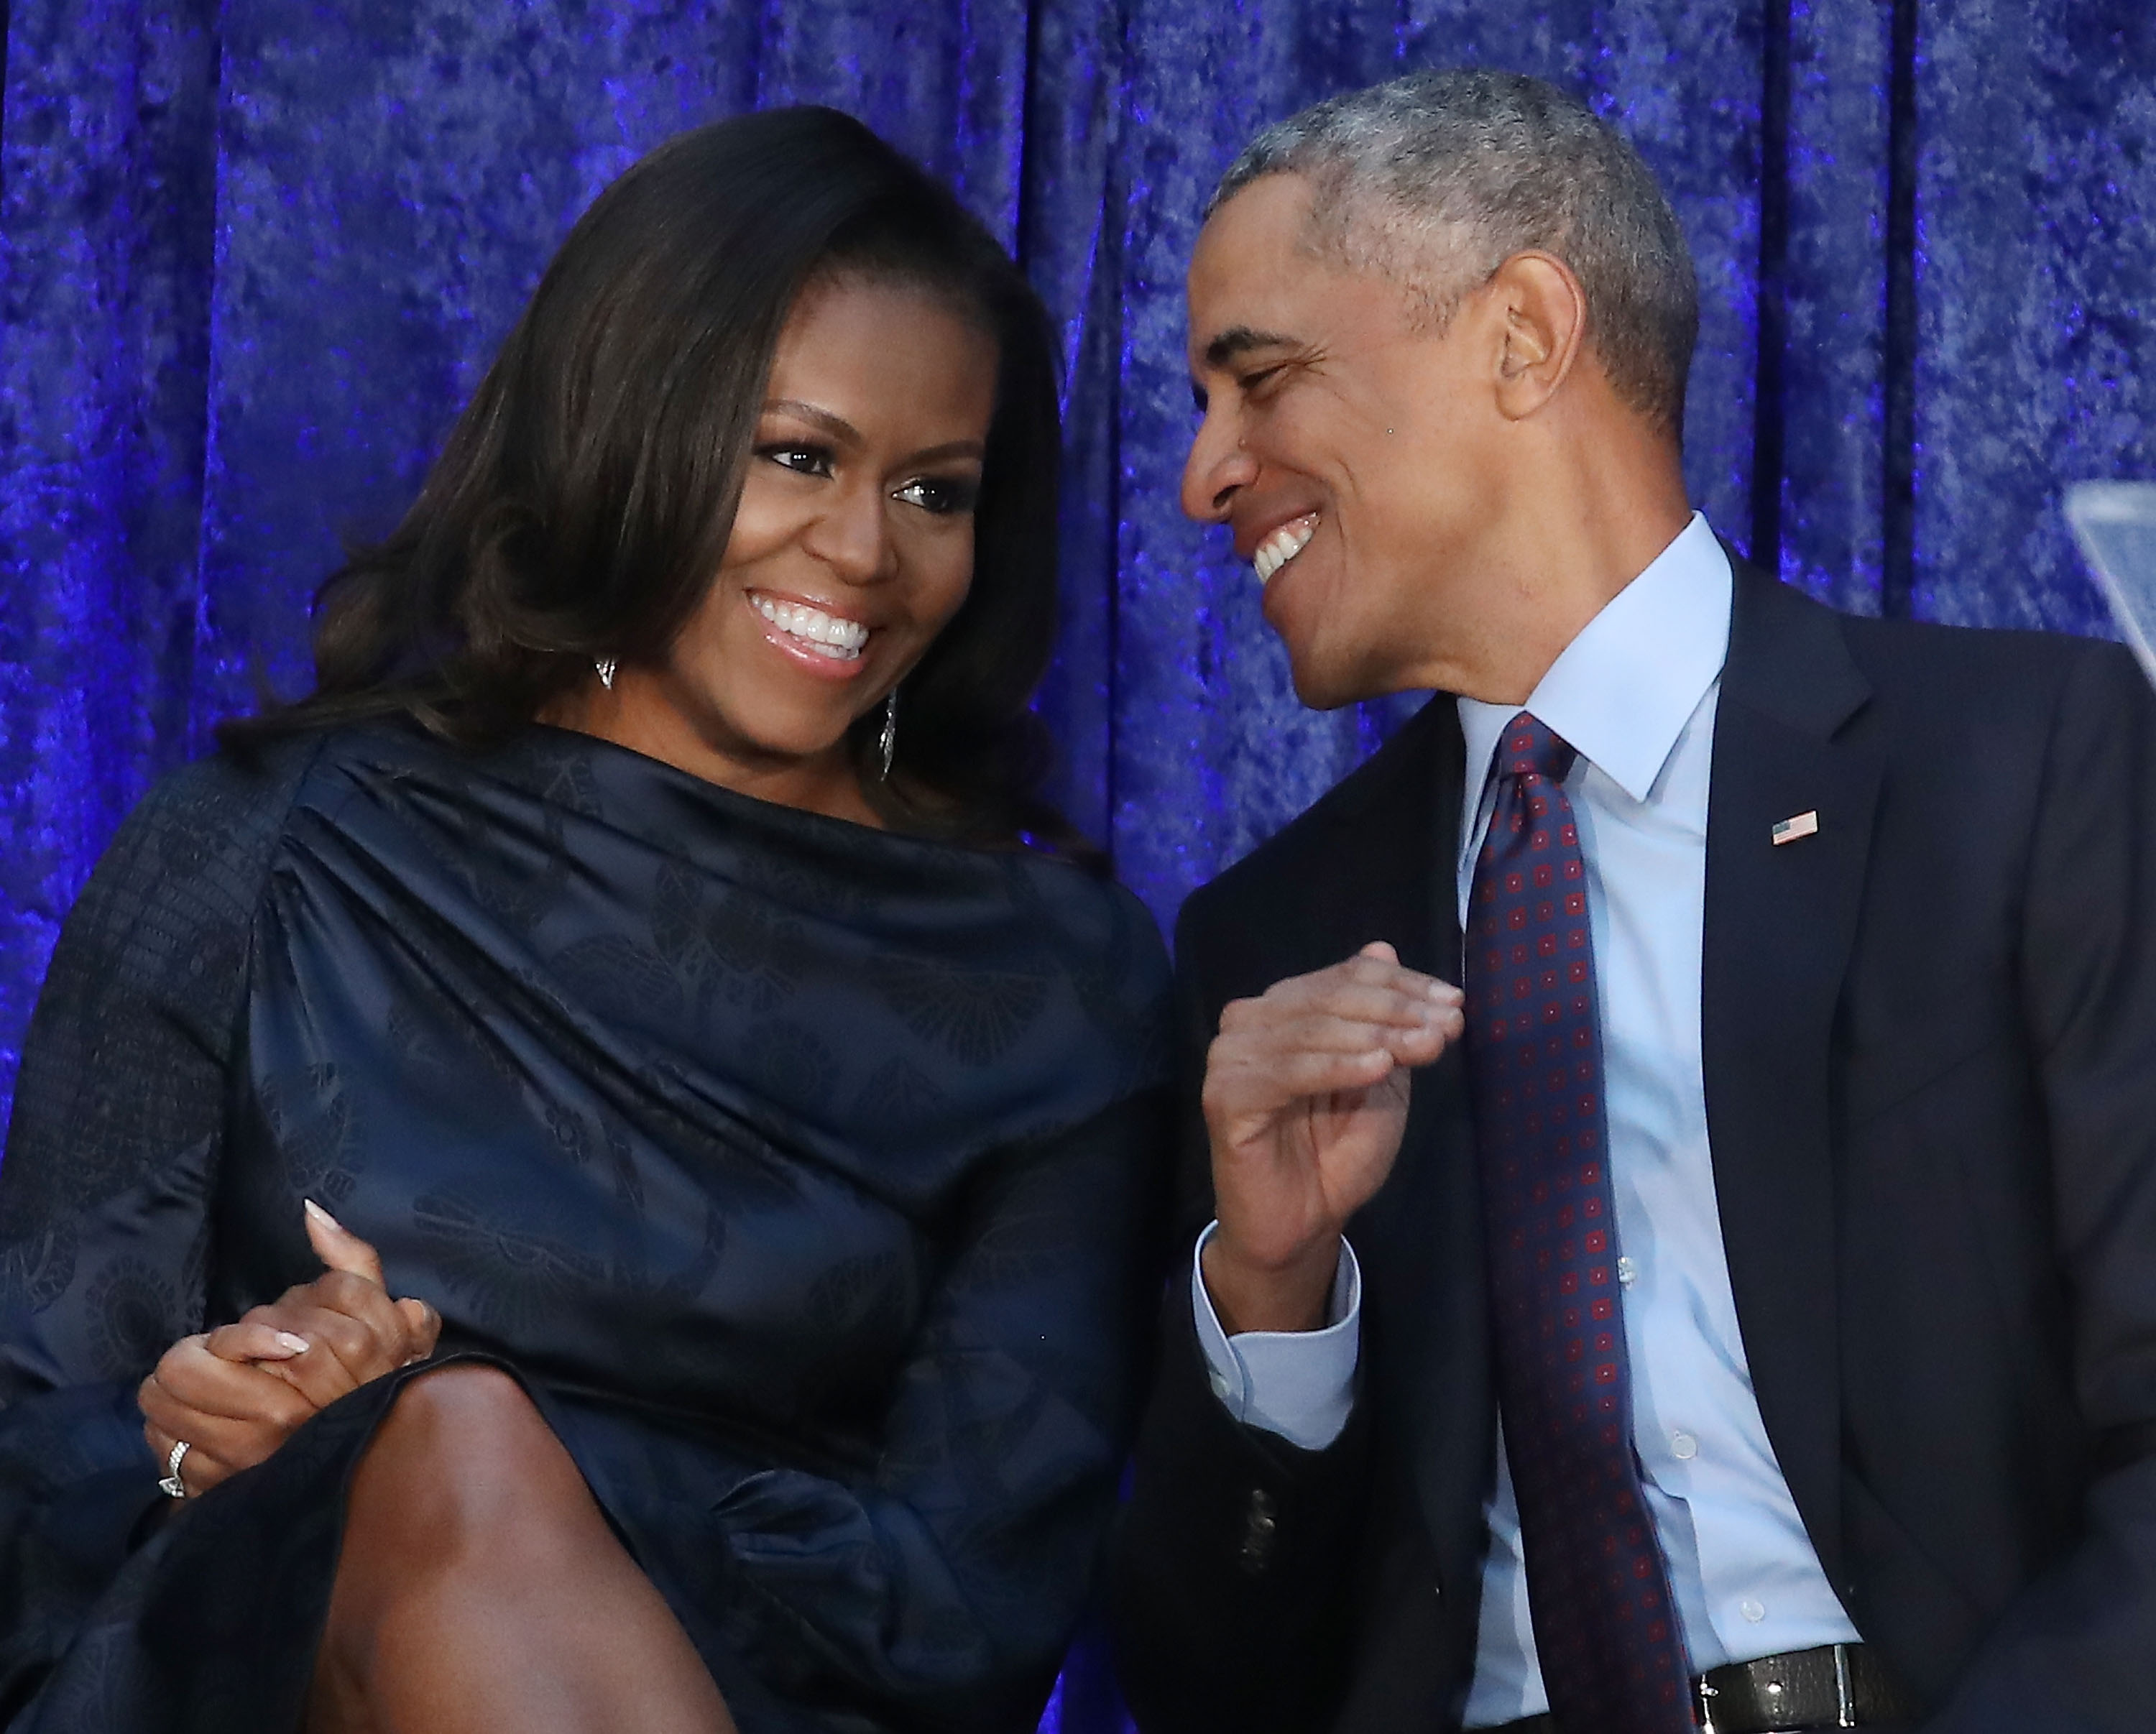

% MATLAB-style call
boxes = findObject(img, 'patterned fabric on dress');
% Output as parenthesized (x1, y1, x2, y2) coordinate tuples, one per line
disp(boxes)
(0, 721, 1174, 1734)
(1464, 714, 1692, 1733)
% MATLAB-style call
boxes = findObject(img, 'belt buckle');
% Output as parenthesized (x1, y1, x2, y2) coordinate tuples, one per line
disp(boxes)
(1694, 1677, 1718, 1734)
(1833, 1642, 1857, 1728)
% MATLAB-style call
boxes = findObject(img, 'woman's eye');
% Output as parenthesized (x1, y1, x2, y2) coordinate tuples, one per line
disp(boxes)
(761, 444, 833, 477)
(894, 475, 980, 517)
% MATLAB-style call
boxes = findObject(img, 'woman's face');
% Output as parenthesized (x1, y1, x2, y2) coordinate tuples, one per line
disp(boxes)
(591, 274, 997, 822)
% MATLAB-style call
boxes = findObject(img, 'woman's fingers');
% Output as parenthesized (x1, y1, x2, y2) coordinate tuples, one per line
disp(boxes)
(134, 1207, 444, 1494)
(304, 1198, 386, 1287)
(203, 1319, 314, 1365)
(147, 1335, 318, 1431)
(394, 1295, 442, 1362)
(268, 1291, 432, 1395)
(138, 1352, 313, 1485)
(300, 1200, 436, 1365)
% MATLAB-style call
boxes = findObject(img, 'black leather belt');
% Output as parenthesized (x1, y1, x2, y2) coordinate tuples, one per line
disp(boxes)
(1488, 1643, 1918, 1733)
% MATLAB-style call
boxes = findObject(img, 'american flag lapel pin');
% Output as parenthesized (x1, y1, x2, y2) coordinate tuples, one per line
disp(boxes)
(1771, 809, 1820, 846)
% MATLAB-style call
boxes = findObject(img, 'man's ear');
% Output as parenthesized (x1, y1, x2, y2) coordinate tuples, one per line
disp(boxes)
(1488, 250, 1588, 422)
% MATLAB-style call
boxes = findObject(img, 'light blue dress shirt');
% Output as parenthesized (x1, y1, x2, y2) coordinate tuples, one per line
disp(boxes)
(1192, 514, 1861, 1723)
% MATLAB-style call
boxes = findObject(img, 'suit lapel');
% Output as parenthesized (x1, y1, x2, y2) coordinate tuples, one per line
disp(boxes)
(1702, 562, 1880, 1596)
(1319, 700, 1495, 1594)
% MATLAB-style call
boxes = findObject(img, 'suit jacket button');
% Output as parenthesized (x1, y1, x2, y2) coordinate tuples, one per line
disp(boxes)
(1238, 1488, 1278, 1573)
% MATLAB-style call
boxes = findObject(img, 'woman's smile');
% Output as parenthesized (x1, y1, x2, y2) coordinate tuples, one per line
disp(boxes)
(747, 588, 875, 673)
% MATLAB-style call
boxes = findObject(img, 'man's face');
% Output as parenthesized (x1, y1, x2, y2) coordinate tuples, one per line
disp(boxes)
(1182, 175, 1508, 708)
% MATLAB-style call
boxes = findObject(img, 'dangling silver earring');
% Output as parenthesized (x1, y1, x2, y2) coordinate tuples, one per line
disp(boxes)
(594, 657, 617, 691)
(877, 691, 898, 781)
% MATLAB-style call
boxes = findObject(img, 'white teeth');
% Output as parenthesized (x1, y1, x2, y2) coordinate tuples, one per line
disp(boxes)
(753, 595, 868, 659)
(1252, 515, 1319, 585)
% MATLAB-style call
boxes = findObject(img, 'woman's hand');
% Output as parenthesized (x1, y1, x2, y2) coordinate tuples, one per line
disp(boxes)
(138, 1201, 441, 1498)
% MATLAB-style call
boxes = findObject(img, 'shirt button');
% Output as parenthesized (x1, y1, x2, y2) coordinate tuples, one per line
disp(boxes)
(1740, 1597, 1766, 1623)
(1670, 1431, 1698, 1460)
(1617, 1256, 1637, 1286)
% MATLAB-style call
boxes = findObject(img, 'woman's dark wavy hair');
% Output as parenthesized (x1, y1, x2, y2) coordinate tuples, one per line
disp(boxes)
(226, 106, 1089, 859)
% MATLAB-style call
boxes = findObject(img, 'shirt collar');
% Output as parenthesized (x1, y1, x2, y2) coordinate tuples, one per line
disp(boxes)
(1458, 511, 1733, 808)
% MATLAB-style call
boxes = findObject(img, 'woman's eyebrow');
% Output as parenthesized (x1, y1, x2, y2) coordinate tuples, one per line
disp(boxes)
(762, 404, 982, 466)
(763, 399, 862, 445)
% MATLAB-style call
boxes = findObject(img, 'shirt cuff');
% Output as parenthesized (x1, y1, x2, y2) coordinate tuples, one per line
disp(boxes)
(1190, 1221, 1362, 1452)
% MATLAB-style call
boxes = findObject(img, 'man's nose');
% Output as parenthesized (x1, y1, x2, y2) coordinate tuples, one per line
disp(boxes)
(801, 481, 891, 584)
(1180, 405, 1258, 525)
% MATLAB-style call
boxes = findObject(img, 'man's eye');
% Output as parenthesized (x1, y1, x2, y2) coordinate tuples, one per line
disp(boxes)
(761, 444, 833, 477)
(895, 476, 980, 517)
(1238, 365, 1285, 395)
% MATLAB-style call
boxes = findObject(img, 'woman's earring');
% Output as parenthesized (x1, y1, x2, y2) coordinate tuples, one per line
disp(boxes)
(877, 691, 898, 781)
(595, 657, 617, 691)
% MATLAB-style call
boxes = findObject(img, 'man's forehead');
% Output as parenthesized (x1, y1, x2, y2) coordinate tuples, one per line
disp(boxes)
(1185, 177, 1322, 366)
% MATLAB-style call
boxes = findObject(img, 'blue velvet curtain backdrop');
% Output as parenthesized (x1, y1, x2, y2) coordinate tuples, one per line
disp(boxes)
(1, 5, 2152, 1722)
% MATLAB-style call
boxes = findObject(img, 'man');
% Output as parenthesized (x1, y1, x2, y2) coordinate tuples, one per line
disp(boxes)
(1110, 69, 2156, 1734)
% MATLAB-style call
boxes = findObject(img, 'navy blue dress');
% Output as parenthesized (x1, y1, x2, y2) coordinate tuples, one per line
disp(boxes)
(0, 723, 1173, 1734)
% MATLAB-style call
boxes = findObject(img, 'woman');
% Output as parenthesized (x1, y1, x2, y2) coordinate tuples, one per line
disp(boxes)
(0, 107, 1171, 1734)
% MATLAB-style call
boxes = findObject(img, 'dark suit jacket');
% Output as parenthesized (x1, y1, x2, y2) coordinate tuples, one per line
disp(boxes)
(1109, 562, 2156, 1733)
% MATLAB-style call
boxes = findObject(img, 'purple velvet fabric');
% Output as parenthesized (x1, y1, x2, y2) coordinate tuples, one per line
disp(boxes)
(2, 6, 2155, 1726)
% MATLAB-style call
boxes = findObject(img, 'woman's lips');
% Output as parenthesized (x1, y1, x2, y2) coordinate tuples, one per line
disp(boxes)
(749, 591, 872, 681)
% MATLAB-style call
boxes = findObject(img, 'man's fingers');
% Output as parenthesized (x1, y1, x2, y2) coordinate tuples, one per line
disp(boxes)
(1210, 1004, 1461, 1104)
(1212, 1043, 1399, 1105)
(1227, 955, 1462, 1028)
(1227, 979, 1464, 1038)
(1218, 1010, 1456, 1064)
(303, 1199, 387, 1286)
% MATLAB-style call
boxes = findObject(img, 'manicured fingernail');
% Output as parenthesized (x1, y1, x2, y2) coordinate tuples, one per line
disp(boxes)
(303, 1198, 342, 1231)
(274, 1332, 311, 1355)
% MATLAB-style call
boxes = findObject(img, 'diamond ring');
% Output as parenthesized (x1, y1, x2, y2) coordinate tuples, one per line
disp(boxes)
(157, 1437, 191, 1499)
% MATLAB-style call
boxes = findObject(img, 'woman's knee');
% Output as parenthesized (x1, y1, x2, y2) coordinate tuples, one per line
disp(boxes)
(352, 1364, 589, 1544)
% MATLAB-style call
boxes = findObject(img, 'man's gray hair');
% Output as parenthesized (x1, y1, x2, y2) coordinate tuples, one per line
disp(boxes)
(1211, 70, 1699, 436)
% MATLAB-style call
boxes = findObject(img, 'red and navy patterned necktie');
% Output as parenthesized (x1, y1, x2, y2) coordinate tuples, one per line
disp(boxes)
(1464, 713, 1694, 1733)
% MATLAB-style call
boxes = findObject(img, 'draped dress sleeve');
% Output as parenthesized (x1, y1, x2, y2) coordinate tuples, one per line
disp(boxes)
(0, 742, 315, 1718)
(691, 1085, 1171, 1734)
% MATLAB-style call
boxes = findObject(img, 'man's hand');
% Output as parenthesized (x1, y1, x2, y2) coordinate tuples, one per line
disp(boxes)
(138, 1201, 441, 1496)
(1201, 941, 1464, 1334)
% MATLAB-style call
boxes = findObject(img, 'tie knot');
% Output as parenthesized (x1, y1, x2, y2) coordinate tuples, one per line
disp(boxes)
(1498, 712, 1577, 785)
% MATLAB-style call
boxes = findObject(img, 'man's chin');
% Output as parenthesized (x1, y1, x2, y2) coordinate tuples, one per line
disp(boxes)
(1283, 649, 1382, 713)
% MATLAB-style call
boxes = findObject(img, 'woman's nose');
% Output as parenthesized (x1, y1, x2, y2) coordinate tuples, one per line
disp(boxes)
(1180, 407, 1258, 525)
(801, 482, 891, 584)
